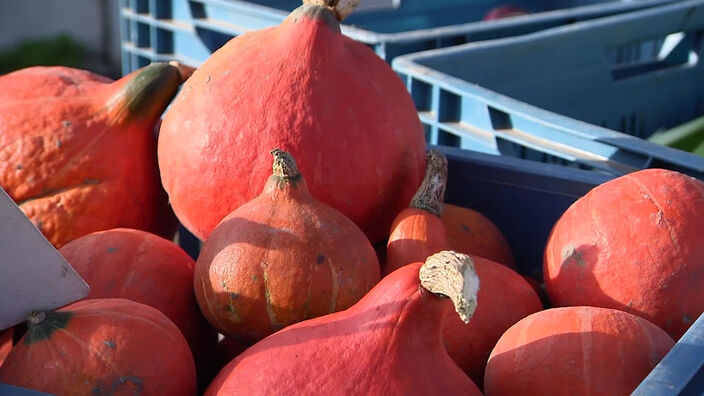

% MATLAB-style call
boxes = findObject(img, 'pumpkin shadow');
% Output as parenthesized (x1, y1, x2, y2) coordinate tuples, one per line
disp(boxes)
(383, 238, 437, 275)
(202, 216, 304, 254)
(484, 330, 669, 394)
(548, 243, 653, 323)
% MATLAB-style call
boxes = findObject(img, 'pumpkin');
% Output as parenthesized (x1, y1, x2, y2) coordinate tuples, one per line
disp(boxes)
(194, 149, 380, 343)
(0, 62, 191, 247)
(385, 150, 451, 275)
(484, 306, 674, 395)
(544, 168, 704, 339)
(157, 0, 426, 243)
(440, 203, 516, 269)
(59, 228, 218, 386)
(0, 298, 196, 395)
(442, 255, 542, 388)
(206, 251, 482, 395)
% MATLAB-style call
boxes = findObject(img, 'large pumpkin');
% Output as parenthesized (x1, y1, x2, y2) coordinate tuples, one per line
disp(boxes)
(158, 0, 426, 243)
(484, 306, 674, 395)
(544, 168, 704, 339)
(0, 298, 196, 395)
(194, 149, 380, 343)
(59, 228, 218, 384)
(0, 62, 190, 247)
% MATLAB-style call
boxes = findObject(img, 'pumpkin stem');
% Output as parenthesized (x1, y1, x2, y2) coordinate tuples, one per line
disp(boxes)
(106, 61, 194, 126)
(419, 251, 479, 324)
(302, 0, 359, 21)
(410, 150, 448, 216)
(271, 149, 302, 184)
(28, 311, 46, 326)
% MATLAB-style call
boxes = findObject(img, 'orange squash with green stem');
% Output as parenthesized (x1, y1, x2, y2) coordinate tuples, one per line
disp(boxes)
(0, 62, 192, 247)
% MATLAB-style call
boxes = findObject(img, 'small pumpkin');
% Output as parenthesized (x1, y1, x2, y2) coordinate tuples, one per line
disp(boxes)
(206, 251, 482, 395)
(158, 0, 426, 243)
(484, 306, 674, 395)
(544, 168, 704, 339)
(194, 149, 380, 343)
(0, 62, 191, 247)
(59, 228, 218, 387)
(0, 298, 196, 395)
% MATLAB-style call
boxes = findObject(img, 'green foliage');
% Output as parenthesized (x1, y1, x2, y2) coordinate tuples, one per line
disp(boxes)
(0, 34, 85, 74)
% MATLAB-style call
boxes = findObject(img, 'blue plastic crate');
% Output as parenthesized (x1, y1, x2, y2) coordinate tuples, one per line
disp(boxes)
(119, 0, 673, 73)
(392, 0, 704, 180)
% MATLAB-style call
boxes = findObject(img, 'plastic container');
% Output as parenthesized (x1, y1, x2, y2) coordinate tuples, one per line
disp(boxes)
(392, 0, 704, 180)
(119, 0, 673, 72)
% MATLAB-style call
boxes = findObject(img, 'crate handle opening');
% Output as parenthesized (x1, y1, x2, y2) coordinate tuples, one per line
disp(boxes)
(607, 30, 702, 80)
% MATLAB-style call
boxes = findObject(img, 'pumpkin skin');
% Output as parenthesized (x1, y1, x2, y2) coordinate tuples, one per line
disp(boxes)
(0, 62, 189, 247)
(58, 228, 218, 385)
(158, 0, 426, 243)
(544, 168, 704, 339)
(443, 255, 542, 388)
(194, 149, 380, 344)
(0, 328, 12, 367)
(0, 298, 196, 396)
(205, 251, 482, 395)
(484, 306, 674, 396)
(440, 203, 516, 269)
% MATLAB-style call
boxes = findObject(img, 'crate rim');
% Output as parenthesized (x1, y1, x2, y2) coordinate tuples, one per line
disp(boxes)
(184, 0, 676, 44)
(392, 0, 704, 175)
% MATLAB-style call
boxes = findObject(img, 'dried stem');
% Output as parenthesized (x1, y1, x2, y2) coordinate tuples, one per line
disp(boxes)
(410, 150, 448, 216)
(419, 251, 479, 324)
(302, 0, 360, 21)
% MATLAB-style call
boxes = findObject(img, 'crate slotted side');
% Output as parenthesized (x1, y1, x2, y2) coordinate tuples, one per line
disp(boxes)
(119, 0, 673, 71)
(393, 0, 704, 180)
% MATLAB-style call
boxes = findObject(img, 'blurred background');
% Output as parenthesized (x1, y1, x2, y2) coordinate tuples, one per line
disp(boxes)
(0, 0, 122, 78)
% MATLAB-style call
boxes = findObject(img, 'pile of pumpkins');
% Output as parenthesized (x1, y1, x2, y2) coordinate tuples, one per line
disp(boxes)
(0, 0, 702, 394)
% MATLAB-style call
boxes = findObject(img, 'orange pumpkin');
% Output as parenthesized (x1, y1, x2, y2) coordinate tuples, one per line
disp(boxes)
(194, 149, 380, 343)
(485, 306, 674, 395)
(59, 228, 218, 385)
(0, 62, 191, 247)
(157, 0, 426, 244)
(0, 298, 196, 395)
(544, 168, 704, 339)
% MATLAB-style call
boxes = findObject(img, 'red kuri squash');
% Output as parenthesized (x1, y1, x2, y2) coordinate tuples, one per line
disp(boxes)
(484, 306, 674, 395)
(194, 149, 380, 343)
(0, 298, 196, 395)
(544, 168, 704, 339)
(158, 0, 426, 243)
(0, 62, 191, 247)
(59, 228, 217, 384)
(206, 251, 482, 395)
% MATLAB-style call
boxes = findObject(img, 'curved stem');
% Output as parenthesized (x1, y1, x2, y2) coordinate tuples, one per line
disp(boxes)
(410, 150, 448, 216)
(419, 251, 479, 324)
